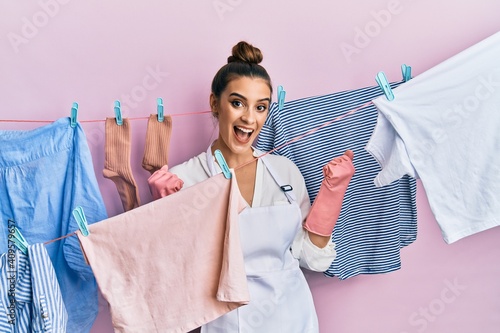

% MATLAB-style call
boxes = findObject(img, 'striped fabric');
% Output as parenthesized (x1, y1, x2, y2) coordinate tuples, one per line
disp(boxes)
(0, 244, 67, 332)
(256, 83, 417, 280)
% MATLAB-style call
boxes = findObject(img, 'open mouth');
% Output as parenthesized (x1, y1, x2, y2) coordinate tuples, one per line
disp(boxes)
(234, 126, 254, 142)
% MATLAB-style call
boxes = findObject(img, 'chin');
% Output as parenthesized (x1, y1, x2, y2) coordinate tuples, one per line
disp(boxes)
(230, 141, 253, 154)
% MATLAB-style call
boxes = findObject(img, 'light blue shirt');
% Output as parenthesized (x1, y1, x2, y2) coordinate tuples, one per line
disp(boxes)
(0, 118, 107, 332)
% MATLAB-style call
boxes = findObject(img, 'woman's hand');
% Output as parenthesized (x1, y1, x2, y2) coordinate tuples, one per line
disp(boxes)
(147, 165, 184, 200)
(304, 150, 355, 244)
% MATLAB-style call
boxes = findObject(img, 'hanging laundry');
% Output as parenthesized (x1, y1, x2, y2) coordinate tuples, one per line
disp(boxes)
(0, 118, 108, 333)
(367, 32, 500, 244)
(0, 244, 68, 333)
(142, 113, 173, 174)
(77, 172, 249, 333)
(103, 117, 141, 211)
(256, 83, 417, 280)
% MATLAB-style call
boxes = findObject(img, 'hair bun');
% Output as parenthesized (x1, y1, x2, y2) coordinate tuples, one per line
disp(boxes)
(227, 41, 263, 65)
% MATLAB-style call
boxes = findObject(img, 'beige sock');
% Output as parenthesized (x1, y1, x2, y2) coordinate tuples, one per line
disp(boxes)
(142, 114, 172, 174)
(103, 118, 141, 211)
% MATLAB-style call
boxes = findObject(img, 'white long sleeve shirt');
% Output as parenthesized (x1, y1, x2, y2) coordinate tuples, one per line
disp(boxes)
(366, 32, 500, 243)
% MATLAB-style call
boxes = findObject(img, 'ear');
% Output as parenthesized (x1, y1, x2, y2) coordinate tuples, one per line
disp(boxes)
(209, 93, 219, 118)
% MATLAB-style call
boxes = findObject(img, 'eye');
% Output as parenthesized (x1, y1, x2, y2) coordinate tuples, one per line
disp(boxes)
(256, 105, 268, 112)
(231, 100, 243, 108)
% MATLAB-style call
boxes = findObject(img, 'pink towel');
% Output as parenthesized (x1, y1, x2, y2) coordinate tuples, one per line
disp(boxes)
(77, 173, 249, 333)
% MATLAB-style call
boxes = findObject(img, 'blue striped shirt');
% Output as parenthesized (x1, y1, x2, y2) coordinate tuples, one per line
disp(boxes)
(256, 82, 417, 280)
(0, 244, 67, 332)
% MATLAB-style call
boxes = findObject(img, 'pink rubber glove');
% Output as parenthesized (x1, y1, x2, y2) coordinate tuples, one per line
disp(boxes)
(304, 150, 355, 237)
(147, 165, 184, 200)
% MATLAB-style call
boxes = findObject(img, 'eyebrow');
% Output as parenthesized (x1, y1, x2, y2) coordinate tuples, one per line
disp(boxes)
(229, 92, 271, 103)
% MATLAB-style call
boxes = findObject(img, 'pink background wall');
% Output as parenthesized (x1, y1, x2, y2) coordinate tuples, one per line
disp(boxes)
(1, 1, 499, 332)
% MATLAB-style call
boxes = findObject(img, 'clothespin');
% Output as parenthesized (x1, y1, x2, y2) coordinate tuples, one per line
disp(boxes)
(277, 85, 286, 111)
(114, 100, 123, 126)
(401, 64, 412, 82)
(375, 72, 395, 101)
(214, 149, 232, 179)
(72, 206, 90, 236)
(70, 102, 78, 128)
(157, 97, 164, 123)
(8, 223, 29, 255)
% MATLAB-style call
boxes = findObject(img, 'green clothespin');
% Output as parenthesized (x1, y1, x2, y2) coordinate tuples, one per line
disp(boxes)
(277, 85, 286, 111)
(70, 102, 78, 128)
(375, 71, 395, 101)
(72, 206, 90, 236)
(8, 222, 29, 255)
(157, 98, 164, 123)
(401, 64, 412, 82)
(214, 150, 232, 179)
(114, 101, 123, 126)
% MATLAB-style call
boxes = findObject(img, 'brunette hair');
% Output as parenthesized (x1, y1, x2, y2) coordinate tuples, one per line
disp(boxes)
(211, 41, 273, 101)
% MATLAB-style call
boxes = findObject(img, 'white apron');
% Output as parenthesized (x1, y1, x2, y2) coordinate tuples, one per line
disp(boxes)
(202, 147, 319, 333)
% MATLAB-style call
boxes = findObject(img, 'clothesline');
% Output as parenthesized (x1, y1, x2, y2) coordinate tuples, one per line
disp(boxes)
(0, 110, 213, 123)
(35, 100, 375, 246)
(44, 231, 77, 245)
(235, 101, 373, 170)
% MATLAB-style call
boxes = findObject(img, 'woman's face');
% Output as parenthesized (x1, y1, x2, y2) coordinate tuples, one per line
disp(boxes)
(211, 76, 271, 159)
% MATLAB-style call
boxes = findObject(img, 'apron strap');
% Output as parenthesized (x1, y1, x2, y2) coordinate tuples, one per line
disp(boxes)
(206, 144, 297, 203)
(259, 154, 297, 204)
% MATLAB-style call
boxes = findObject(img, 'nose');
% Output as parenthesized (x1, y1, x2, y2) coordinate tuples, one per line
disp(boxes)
(240, 107, 256, 124)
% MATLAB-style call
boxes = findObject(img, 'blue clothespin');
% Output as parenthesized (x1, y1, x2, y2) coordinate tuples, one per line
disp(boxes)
(9, 224, 29, 255)
(401, 64, 412, 82)
(114, 100, 123, 126)
(277, 85, 286, 111)
(214, 149, 232, 179)
(157, 97, 164, 123)
(70, 102, 78, 128)
(375, 72, 395, 101)
(72, 206, 90, 237)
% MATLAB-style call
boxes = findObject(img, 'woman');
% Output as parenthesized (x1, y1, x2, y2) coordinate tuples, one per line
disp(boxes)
(150, 41, 337, 333)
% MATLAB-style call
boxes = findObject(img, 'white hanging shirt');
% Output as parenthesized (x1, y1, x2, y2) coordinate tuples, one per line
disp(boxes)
(366, 32, 500, 243)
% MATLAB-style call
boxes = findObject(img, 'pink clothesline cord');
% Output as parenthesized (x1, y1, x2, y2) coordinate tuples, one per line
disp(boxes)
(0, 111, 213, 124)
(34, 100, 373, 245)
(44, 232, 77, 245)
(234, 101, 374, 170)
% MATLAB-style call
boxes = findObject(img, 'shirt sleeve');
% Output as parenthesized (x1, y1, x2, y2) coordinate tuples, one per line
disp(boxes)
(169, 152, 212, 188)
(291, 228, 336, 272)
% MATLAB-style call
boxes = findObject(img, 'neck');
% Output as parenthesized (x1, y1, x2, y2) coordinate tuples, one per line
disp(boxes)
(211, 141, 255, 169)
